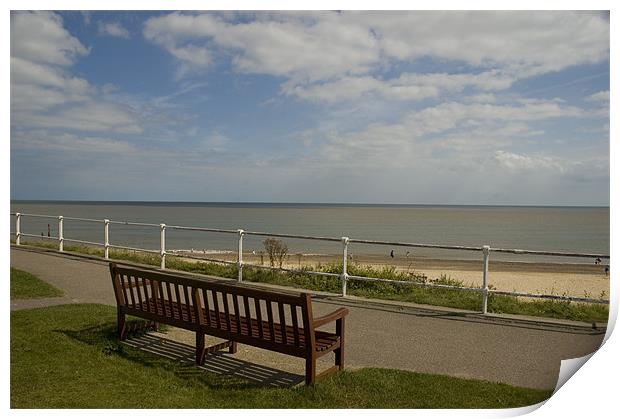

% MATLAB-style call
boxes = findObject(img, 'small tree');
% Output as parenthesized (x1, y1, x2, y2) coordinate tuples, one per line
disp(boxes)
(263, 237, 288, 268)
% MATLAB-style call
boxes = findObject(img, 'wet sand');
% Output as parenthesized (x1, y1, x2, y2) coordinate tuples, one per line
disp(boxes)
(171, 251, 610, 299)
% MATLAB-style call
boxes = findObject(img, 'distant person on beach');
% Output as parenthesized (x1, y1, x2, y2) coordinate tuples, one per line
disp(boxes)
(47, 224, 50, 237)
(595, 257, 602, 265)
(605, 265, 609, 276)
(406, 251, 410, 258)
(390, 249, 394, 258)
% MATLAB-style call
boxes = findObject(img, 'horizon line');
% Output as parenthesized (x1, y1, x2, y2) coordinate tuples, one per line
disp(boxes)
(9, 199, 610, 208)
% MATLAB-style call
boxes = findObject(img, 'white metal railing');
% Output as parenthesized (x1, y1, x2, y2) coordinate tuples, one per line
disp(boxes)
(10, 212, 610, 311)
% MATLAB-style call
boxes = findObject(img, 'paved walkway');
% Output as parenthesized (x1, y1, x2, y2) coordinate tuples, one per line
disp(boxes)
(11, 246, 605, 390)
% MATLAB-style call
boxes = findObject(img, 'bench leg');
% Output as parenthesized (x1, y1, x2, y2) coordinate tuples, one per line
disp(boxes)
(305, 355, 316, 385)
(196, 332, 206, 365)
(229, 341, 238, 354)
(335, 317, 345, 370)
(117, 308, 127, 341)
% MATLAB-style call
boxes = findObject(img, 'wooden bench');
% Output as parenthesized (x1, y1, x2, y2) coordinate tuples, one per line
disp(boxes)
(109, 263, 349, 384)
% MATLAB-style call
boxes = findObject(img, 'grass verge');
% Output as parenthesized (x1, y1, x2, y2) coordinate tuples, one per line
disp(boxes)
(11, 304, 552, 408)
(10, 267, 64, 299)
(16, 241, 609, 323)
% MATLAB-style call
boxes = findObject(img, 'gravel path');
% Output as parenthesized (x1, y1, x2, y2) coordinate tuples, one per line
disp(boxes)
(11, 246, 605, 390)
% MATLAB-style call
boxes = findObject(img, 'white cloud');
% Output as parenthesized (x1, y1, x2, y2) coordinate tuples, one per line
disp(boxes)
(319, 100, 585, 167)
(11, 11, 89, 66)
(493, 151, 564, 172)
(586, 90, 609, 102)
(144, 12, 379, 80)
(143, 11, 609, 89)
(98, 21, 130, 39)
(16, 102, 143, 134)
(282, 71, 515, 103)
(12, 130, 138, 154)
(11, 11, 143, 135)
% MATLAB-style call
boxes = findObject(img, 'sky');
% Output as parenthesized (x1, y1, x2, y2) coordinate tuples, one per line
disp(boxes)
(9, 10, 610, 205)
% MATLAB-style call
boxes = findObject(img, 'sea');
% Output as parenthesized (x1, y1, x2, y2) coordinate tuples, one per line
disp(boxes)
(9, 201, 610, 263)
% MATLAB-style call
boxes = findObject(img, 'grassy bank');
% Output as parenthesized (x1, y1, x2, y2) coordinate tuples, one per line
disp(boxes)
(16, 241, 609, 323)
(11, 304, 552, 408)
(10, 267, 64, 299)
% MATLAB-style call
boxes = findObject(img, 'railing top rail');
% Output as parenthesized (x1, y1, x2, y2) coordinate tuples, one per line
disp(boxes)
(348, 238, 482, 251)
(243, 230, 342, 242)
(490, 247, 609, 259)
(62, 216, 105, 223)
(107, 220, 160, 227)
(11, 211, 610, 259)
(166, 225, 238, 234)
(17, 213, 59, 219)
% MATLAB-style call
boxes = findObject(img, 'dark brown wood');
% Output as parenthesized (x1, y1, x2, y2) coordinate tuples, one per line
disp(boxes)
(335, 316, 345, 370)
(109, 263, 349, 385)
(222, 291, 231, 331)
(291, 304, 300, 348)
(196, 331, 205, 365)
(127, 275, 136, 308)
(120, 274, 129, 307)
(233, 295, 242, 334)
(266, 301, 275, 342)
(165, 282, 174, 317)
(212, 290, 221, 329)
(202, 288, 212, 326)
(254, 299, 264, 339)
(182, 285, 192, 322)
(243, 296, 252, 337)
(278, 302, 288, 345)
(174, 283, 183, 318)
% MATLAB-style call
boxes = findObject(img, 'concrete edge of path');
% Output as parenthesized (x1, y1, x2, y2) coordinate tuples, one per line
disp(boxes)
(11, 244, 606, 332)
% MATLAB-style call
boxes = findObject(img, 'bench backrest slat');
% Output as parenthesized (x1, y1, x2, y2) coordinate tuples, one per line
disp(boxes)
(140, 276, 151, 312)
(243, 296, 252, 337)
(222, 291, 232, 331)
(266, 301, 276, 342)
(127, 275, 137, 309)
(291, 305, 300, 347)
(278, 302, 287, 345)
(165, 282, 174, 317)
(212, 290, 221, 329)
(201, 288, 211, 326)
(254, 298, 264, 339)
(232, 295, 241, 334)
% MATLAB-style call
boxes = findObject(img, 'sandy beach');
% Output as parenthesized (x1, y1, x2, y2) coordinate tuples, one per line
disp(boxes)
(171, 251, 610, 299)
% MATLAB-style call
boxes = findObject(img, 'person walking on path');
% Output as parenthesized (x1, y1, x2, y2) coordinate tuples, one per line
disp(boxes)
(390, 249, 394, 258)
(47, 224, 51, 238)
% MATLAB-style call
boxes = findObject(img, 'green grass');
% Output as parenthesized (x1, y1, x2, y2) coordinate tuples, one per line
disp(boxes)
(10, 267, 64, 299)
(17, 241, 609, 323)
(11, 304, 552, 408)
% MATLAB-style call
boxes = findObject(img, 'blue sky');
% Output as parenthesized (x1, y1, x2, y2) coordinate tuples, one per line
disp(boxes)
(10, 11, 610, 205)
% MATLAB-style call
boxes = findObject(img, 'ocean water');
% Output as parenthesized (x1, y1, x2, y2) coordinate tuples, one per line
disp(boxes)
(9, 201, 609, 263)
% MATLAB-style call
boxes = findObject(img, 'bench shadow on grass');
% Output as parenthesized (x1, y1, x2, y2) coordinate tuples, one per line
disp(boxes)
(59, 321, 304, 388)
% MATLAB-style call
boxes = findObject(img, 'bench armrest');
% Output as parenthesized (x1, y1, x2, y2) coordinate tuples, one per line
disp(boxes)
(312, 307, 349, 329)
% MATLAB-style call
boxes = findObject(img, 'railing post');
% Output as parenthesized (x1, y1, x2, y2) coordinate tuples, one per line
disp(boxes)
(104, 219, 110, 259)
(341, 237, 349, 297)
(15, 212, 21, 245)
(237, 229, 244, 282)
(482, 245, 490, 314)
(58, 216, 64, 252)
(160, 223, 166, 269)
